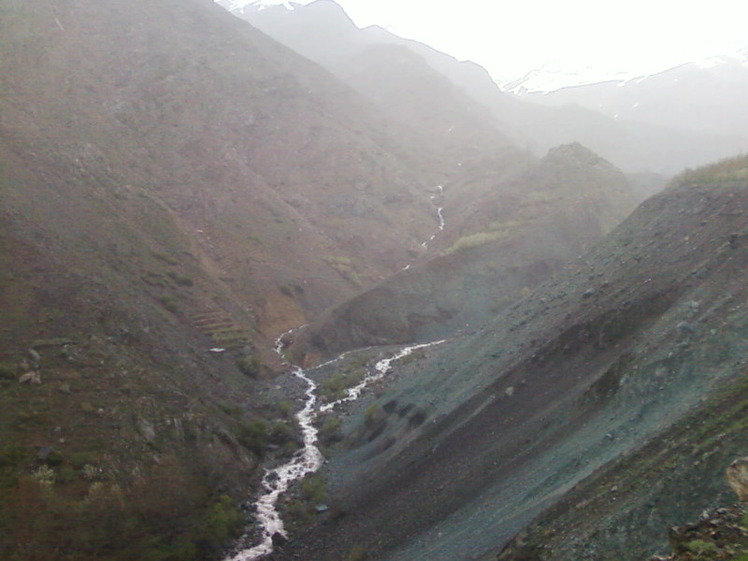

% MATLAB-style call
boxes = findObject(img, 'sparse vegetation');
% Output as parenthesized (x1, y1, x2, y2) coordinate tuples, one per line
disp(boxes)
(159, 293, 180, 313)
(0, 471, 243, 561)
(323, 255, 362, 286)
(0, 361, 17, 380)
(301, 473, 327, 504)
(346, 543, 368, 561)
(364, 403, 380, 425)
(319, 416, 343, 443)
(238, 420, 270, 456)
(151, 250, 180, 266)
(319, 369, 367, 402)
(237, 418, 298, 457)
(236, 354, 261, 378)
(675, 154, 748, 187)
(446, 219, 524, 253)
(684, 538, 720, 559)
(167, 270, 194, 287)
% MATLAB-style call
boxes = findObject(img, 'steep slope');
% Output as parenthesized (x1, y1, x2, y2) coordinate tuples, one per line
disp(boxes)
(272, 156, 748, 561)
(0, 133, 270, 560)
(2, 0, 448, 339)
(291, 143, 635, 360)
(0, 0, 479, 558)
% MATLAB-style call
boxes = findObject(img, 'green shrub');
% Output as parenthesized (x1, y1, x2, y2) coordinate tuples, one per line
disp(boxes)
(301, 474, 327, 504)
(0, 362, 17, 380)
(741, 511, 748, 529)
(42, 449, 64, 467)
(0, 445, 24, 468)
(320, 369, 366, 402)
(70, 452, 97, 469)
(269, 421, 296, 445)
(236, 355, 261, 378)
(196, 495, 243, 551)
(238, 420, 269, 456)
(320, 417, 342, 442)
(159, 293, 179, 313)
(276, 400, 294, 418)
(151, 250, 179, 265)
(167, 271, 194, 287)
(685, 539, 720, 559)
(347, 544, 368, 561)
(364, 403, 380, 424)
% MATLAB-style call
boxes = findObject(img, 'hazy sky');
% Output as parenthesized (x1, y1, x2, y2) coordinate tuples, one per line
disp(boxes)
(234, 0, 748, 85)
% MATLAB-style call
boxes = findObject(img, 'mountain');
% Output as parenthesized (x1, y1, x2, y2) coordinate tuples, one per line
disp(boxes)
(4, 0, 745, 560)
(272, 156, 748, 561)
(517, 55, 748, 169)
(518, 53, 748, 137)
(291, 143, 635, 361)
(231, 0, 742, 178)
(2, 0, 464, 339)
(0, 0, 473, 557)
(230, 0, 513, 166)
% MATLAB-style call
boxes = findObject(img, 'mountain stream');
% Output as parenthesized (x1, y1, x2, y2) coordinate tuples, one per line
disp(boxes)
(226, 331, 444, 561)
(227, 186, 448, 560)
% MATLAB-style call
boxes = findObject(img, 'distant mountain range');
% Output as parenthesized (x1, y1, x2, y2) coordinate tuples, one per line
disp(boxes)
(227, 0, 748, 176)
(503, 48, 748, 94)
(517, 53, 748, 142)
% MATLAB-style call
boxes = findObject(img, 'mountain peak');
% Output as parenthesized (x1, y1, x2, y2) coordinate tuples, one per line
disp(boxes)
(545, 142, 606, 165)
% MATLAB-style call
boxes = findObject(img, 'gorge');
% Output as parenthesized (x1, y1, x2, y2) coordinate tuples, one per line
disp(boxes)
(1, 1, 748, 561)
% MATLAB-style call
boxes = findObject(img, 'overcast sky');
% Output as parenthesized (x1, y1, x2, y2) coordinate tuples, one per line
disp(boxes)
(233, 0, 748, 86)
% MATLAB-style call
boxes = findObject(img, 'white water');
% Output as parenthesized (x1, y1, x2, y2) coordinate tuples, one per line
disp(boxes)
(408, 186, 446, 261)
(319, 340, 445, 413)
(226, 331, 444, 561)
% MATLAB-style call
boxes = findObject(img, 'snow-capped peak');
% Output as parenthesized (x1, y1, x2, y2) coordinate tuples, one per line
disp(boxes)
(501, 45, 748, 95)
(216, 0, 299, 13)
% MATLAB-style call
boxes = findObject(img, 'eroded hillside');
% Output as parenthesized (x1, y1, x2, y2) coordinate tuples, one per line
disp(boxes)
(269, 156, 748, 561)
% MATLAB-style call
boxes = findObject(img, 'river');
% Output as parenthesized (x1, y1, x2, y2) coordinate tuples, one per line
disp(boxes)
(225, 333, 444, 561)
(226, 186, 448, 559)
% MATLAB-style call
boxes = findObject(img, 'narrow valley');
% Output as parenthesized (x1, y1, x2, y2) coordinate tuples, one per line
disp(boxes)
(2, 2, 748, 561)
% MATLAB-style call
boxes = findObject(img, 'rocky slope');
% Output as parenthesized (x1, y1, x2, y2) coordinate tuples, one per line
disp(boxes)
(268, 156, 748, 561)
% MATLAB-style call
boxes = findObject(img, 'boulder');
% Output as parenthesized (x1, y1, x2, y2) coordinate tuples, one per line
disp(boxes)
(726, 457, 748, 501)
(19, 370, 42, 385)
